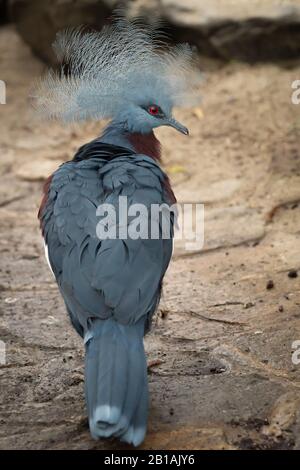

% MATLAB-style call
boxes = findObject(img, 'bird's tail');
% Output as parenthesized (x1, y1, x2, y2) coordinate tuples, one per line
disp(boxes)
(84, 317, 148, 447)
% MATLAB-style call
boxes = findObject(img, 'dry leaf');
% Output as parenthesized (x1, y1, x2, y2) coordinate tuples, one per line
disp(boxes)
(193, 107, 204, 120)
(167, 165, 187, 174)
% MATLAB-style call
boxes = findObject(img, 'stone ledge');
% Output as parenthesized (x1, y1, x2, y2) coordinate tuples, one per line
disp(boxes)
(8, 0, 300, 63)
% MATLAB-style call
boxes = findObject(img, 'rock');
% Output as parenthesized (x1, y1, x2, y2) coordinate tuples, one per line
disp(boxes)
(161, 0, 300, 61)
(16, 158, 62, 181)
(204, 206, 266, 250)
(0, 1, 8, 24)
(0, 180, 26, 206)
(9, 0, 120, 63)
(161, 0, 300, 25)
(9, 0, 300, 62)
(261, 392, 300, 438)
(174, 205, 265, 256)
(176, 178, 241, 203)
(288, 269, 298, 278)
(142, 426, 235, 450)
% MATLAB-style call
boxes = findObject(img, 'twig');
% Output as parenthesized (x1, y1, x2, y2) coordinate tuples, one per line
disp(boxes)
(186, 309, 246, 326)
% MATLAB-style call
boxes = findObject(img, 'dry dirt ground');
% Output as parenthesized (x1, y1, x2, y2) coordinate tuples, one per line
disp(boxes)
(1, 25, 300, 450)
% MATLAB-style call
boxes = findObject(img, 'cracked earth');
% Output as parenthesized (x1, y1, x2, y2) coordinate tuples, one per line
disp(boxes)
(0, 25, 300, 450)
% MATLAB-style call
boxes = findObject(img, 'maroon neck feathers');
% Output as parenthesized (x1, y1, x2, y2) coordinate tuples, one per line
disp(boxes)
(128, 131, 176, 204)
(127, 131, 161, 161)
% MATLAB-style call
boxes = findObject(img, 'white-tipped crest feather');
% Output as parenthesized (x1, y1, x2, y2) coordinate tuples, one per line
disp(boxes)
(32, 13, 201, 122)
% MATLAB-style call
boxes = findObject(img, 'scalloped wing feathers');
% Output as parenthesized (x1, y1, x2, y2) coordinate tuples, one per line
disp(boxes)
(40, 150, 173, 331)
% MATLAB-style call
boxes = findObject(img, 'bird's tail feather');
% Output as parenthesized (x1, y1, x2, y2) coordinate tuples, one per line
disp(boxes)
(84, 317, 148, 447)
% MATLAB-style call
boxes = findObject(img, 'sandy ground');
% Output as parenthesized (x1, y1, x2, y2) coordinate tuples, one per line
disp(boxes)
(0, 25, 300, 450)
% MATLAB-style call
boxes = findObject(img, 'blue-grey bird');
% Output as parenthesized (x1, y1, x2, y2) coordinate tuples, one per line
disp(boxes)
(35, 14, 200, 446)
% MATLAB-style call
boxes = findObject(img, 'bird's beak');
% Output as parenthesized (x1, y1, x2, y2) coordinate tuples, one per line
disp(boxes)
(167, 118, 189, 135)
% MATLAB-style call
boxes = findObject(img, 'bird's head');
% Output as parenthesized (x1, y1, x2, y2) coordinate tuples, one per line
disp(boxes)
(114, 87, 189, 136)
(32, 14, 201, 131)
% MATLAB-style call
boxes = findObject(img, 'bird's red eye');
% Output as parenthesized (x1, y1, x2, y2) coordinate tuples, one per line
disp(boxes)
(148, 105, 160, 116)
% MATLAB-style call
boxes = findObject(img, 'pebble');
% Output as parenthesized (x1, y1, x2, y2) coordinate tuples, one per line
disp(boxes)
(288, 270, 298, 279)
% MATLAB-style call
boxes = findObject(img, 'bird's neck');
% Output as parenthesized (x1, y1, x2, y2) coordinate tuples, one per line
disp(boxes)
(99, 125, 161, 161)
